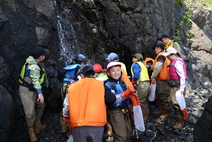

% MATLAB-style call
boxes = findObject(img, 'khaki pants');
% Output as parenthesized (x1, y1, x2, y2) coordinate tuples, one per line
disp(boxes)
(107, 108, 131, 142)
(136, 81, 150, 111)
(156, 80, 170, 109)
(169, 80, 183, 118)
(19, 77, 45, 128)
(60, 81, 71, 123)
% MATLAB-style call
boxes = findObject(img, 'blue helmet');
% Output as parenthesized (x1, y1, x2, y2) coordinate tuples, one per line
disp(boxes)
(74, 54, 86, 62)
(106, 53, 119, 61)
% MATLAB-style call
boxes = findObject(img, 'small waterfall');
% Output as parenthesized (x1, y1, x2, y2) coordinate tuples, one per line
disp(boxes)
(54, 0, 79, 66)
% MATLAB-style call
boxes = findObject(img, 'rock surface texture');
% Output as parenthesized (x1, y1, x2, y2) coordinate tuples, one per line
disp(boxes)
(0, 0, 211, 141)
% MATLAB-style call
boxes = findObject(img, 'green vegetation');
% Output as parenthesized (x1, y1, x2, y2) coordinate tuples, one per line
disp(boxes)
(175, 0, 212, 6)
(184, 0, 212, 6)
(173, 0, 212, 43)
(173, 8, 194, 43)
(175, 0, 185, 5)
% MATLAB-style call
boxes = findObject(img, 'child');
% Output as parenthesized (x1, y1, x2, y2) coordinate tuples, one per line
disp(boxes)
(163, 47, 189, 129)
(131, 53, 150, 120)
(105, 62, 135, 142)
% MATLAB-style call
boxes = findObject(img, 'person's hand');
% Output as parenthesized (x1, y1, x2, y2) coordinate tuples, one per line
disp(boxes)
(63, 117, 70, 123)
(37, 93, 44, 103)
(132, 79, 136, 85)
(180, 89, 184, 94)
(120, 86, 136, 99)
(150, 78, 156, 84)
(128, 92, 140, 106)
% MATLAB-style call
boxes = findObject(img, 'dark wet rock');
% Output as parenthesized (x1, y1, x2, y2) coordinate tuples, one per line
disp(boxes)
(0, 85, 15, 142)
(0, 0, 211, 141)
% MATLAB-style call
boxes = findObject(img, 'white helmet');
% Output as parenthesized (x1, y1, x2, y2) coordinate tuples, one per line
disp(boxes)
(107, 62, 122, 71)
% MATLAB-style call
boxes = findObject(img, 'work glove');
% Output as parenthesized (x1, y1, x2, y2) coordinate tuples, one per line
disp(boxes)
(150, 78, 156, 84)
(132, 79, 136, 85)
(63, 117, 70, 123)
(128, 92, 140, 106)
(120, 86, 136, 99)
(182, 108, 190, 120)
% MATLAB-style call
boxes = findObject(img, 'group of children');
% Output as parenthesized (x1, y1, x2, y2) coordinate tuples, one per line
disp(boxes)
(61, 34, 190, 142)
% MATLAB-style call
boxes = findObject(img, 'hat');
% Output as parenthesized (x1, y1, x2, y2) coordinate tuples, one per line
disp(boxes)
(74, 54, 86, 62)
(153, 40, 164, 50)
(159, 34, 170, 40)
(93, 64, 103, 73)
(132, 53, 143, 60)
(79, 64, 95, 75)
(106, 53, 119, 61)
(32, 46, 49, 58)
(162, 47, 177, 56)
(107, 62, 122, 71)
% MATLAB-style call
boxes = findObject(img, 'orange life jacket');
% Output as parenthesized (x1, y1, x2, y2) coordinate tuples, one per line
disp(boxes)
(68, 78, 106, 128)
(144, 57, 154, 66)
(153, 52, 170, 80)
(121, 68, 133, 87)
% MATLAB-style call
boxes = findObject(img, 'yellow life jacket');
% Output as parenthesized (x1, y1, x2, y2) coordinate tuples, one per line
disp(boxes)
(131, 61, 150, 81)
(164, 40, 173, 50)
(19, 62, 46, 85)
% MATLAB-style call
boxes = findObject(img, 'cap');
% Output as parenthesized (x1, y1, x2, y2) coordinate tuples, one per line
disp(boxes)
(79, 64, 95, 75)
(32, 46, 49, 58)
(159, 34, 170, 40)
(107, 62, 121, 71)
(106, 53, 119, 61)
(74, 54, 86, 62)
(93, 64, 103, 73)
(162, 47, 177, 56)
(132, 53, 143, 60)
(153, 40, 164, 50)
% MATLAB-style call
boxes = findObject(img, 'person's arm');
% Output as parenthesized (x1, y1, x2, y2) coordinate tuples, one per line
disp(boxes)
(132, 63, 141, 81)
(29, 64, 42, 94)
(104, 85, 116, 105)
(63, 94, 69, 117)
(175, 60, 186, 92)
(151, 56, 165, 78)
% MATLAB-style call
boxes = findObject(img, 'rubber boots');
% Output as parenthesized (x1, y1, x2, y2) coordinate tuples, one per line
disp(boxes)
(35, 121, 46, 134)
(60, 117, 69, 133)
(153, 105, 164, 115)
(173, 117, 184, 129)
(142, 110, 150, 121)
(28, 128, 38, 142)
(159, 108, 172, 118)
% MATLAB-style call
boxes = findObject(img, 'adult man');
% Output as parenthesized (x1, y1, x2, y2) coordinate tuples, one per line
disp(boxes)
(63, 64, 116, 141)
(131, 53, 150, 120)
(60, 54, 86, 133)
(19, 46, 49, 142)
(151, 41, 172, 119)
(159, 34, 181, 53)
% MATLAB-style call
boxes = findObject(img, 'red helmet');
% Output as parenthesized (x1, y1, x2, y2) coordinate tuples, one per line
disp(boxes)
(93, 64, 103, 73)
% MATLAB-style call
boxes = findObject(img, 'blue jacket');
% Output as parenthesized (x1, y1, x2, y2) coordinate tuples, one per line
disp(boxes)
(104, 77, 129, 108)
(131, 63, 141, 81)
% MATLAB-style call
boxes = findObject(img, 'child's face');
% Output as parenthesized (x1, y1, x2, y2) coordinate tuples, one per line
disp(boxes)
(107, 66, 121, 80)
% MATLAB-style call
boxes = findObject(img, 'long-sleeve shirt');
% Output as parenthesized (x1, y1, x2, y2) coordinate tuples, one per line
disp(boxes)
(131, 63, 141, 81)
(151, 55, 165, 78)
(175, 60, 187, 90)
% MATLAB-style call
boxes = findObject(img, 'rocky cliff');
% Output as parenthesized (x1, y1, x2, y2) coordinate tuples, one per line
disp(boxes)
(0, 0, 211, 141)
